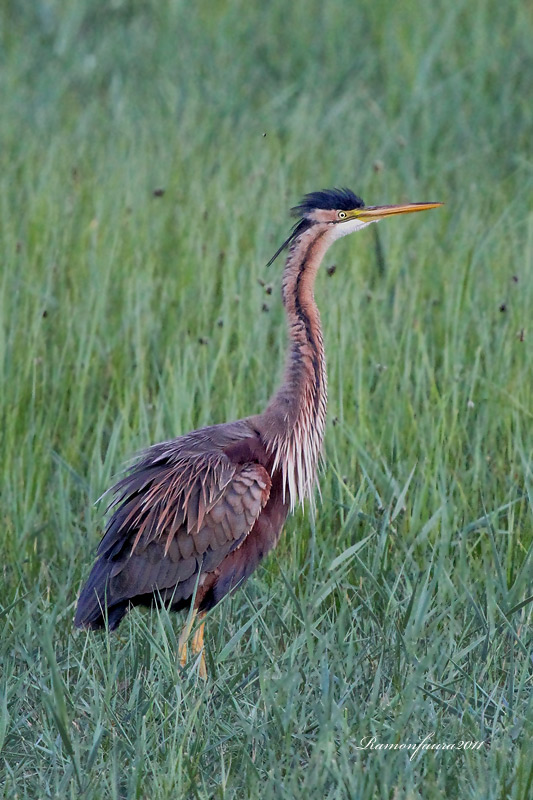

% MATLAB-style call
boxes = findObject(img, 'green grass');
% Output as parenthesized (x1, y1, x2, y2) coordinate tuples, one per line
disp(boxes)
(1, 1, 533, 797)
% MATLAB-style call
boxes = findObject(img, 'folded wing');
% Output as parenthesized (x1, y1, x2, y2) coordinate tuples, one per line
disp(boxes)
(75, 435, 271, 629)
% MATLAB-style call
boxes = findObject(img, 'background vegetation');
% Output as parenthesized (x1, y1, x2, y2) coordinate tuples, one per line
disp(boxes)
(1, 1, 532, 797)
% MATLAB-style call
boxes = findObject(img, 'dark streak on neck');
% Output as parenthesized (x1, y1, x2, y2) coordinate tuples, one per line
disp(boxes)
(291, 230, 326, 414)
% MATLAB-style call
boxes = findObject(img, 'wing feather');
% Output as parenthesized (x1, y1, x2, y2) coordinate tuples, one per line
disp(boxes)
(75, 434, 271, 629)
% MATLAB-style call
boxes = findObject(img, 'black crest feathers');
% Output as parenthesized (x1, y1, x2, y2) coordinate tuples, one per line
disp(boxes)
(291, 187, 364, 217)
(266, 187, 365, 267)
(266, 218, 310, 268)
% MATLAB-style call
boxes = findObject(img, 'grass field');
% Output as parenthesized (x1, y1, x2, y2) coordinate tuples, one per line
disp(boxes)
(1, 1, 533, 797)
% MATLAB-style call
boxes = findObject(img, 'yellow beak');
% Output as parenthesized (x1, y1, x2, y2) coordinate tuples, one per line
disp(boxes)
(353, 201, 443, 221)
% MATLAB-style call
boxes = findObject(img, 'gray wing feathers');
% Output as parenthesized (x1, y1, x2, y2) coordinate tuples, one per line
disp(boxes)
(96, 453, 270, 602)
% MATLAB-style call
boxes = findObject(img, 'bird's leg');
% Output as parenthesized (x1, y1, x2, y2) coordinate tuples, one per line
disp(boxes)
(191, 612, 207, 680)
(178, 608, 197, 668)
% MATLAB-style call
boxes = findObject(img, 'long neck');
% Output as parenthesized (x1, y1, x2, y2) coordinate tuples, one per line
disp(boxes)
(264, 226, 331, 509)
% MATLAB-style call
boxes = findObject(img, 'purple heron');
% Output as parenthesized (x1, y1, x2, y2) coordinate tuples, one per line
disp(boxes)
(75, 188, 441, 676)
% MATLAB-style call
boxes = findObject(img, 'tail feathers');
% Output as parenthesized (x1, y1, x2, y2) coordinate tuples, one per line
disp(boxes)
(74, 559, 128, 630)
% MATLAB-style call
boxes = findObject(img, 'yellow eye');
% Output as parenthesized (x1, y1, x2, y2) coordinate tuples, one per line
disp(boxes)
(338, 211, 347, 219)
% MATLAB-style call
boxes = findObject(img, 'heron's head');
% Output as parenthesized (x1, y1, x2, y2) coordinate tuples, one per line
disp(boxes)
(267, 187, 442, 266)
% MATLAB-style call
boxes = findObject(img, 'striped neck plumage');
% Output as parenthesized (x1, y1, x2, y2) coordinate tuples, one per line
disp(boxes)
(266, 224, 330, 510)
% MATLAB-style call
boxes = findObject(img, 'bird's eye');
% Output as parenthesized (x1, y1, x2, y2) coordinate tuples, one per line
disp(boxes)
(338, 211, 347, 219)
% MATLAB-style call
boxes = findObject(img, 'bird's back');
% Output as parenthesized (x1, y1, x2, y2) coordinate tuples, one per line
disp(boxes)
(75, 416, 289, 630)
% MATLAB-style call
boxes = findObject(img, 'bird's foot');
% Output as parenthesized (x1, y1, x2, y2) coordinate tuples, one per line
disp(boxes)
(178, 610, 196, 668)
(178, 610, 207, 679)
(191, 614, 207, 680)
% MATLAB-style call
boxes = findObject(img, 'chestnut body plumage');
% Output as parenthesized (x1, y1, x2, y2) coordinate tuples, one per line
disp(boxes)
(75, 420, 287, 629)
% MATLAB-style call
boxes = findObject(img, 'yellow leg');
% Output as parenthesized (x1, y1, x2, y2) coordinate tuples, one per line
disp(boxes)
(178, 608, 197, 668)
(191, 612, 207, 680)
